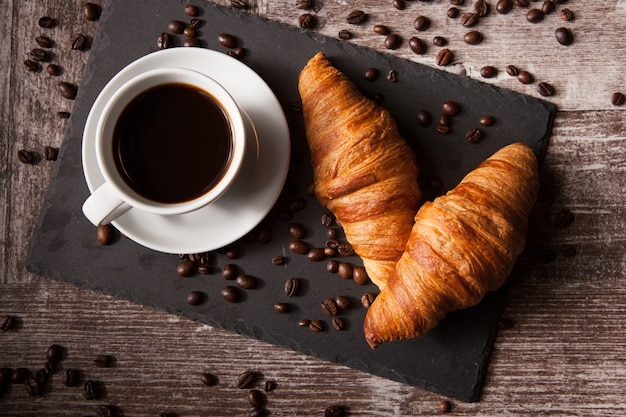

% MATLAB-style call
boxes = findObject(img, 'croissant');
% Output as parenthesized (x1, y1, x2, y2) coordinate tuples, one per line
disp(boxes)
(298, 52, 421, 288)
(363, 143, 540, 348)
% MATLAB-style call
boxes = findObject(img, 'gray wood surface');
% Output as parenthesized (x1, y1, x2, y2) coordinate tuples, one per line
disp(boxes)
(1, 0, 625, 415)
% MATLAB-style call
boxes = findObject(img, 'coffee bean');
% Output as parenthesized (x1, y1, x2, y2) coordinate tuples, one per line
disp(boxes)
(448, 7, 460, 18)
(249, 389, 267, 408)
(38, 16, 55, 28)
(225, 246, 241, 259)
(289, 197, 306, 212)
(364, 67, 379, 81)
(346, 10, 367, 24)
(442, 100, 460, 116)
(361, 292, 376, 308)
(237, 370, 258, 389)
(299, 13, 317, 29)
(337, 242, 354, 256)
(183, 27, 198, 38)
(25, 377, 42, 397)
(515, 0, 530, 6)
(62, 368, 79, 387)
(324, 405, 346, 417)
(47, 344, 64, 364)
(526, 8, 544, 23)
(289, 240, 309, 255)
(460, 12, 478, 27)
(58, 82, 77, 100)
(30, 48, 48, 62)
(184, 4, 199, 17)
(298, 319, 311, 327)
(71, 33, 87, 50)
(537, 82, 555, 97)
(84, 3, 101, 21)
(385, 33, 402, 49)
(46, 63, 60, 76)
(393, 0, 406, 10)
(373, 24, 390, 35)
(97, 405, 116, 417)
(466, 127, 482, 143)
(517, 70, 534, 84)
(332, 317, 345, 331)
(542, 0, 556, 14)
(218, 33, 238, 48)
(416, 109, 432, 126)
(168, 20, 186, 34)
(264, 380, 277, 392)
(464, 30, 483, 45)
(326, 260, 339, 273)
(437, 124, 451, 134)
(321, 298, 338, 316)
(274, 302, 290, 313)
(353, 267, 369, 285)
(612, 92, 626, 106)
(221, 286, 241, 303)
(57, 111, 71, 119)
(321, 213, 334, 227)
(439, 400, 452, 413)
(506, 64, 519, 76)
(473, 0, 489, 17)
(338, 29, 352, 40)
(236, 274, 258, 289)
(222, 264, 238, 280)
(187, 291, 204, 305)
(177, 259, 196, 277)
(83, 380, 99, 400)
(413, 16, 430, 31)
(433, 36, 447, 47)
(407, 37, 426, 55)
(309, 319, 324, 332)
(555, 27, 573, 45)
(480, 65, 497, 78)
(496, 0, 513, 13)
(284, 277, 300, 297)
(479, 115, 494, 126)
(296, 0, 313, 9)
(230, 0, 248, 9)
(331, 296, 350, 311)
(287, 222, 307, 239)
(189, 18, 202, 29)
(35, 35, 53, 48)
(560, 8, 574, 21)
(201, 372, 218, 386)
(555, 208, 574, 228)
(337, 262, 353, 279)
(439, 114, 451, 127)
(308, 248, 326, 262)
(24, 59, 39, 72)
(271, 255, 285, 266)
(96, 224, 114, 245)
(157, 32, 170, 49)
(17, 149, 35, 164)
(94, 354, 112, 368)
(436, 48, 453, 66)
(387, 69, 398, 82)
(34, 368, 48, 385)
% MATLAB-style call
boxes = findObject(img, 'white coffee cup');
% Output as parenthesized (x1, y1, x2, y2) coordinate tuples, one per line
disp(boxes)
(82, 67, 247, 226)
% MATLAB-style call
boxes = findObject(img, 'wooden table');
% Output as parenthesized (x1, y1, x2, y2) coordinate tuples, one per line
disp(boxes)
(1, 0, 624, 415)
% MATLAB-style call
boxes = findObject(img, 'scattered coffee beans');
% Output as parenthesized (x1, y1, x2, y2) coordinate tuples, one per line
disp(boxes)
(542, 0, 556, 14)
(25, 377, 42, 397)
(201, 372, 218, 386)
(537, 82, 555, 96)
(611, 92, 625, 106)
(17, 149, 35, 164)
(309, 319, 324, 332)
(464, 30, 483, 45)
(58, 82, 77, 99)
(46, 63, 60, 76)
(409, 37, 427, 54)
(274, 302, 290, 313)
(221, 286, 241, 303)
(183, 27, 198, 38)
(248, 389, 267, 408)
(447, 7, 460, 18)
(560, 8, 574, 21)
(236, 274, 258, 289)
(35, 35, 53, 48)
(97, 224, 114, 245)
(515, 0, 530, 6)
(352, 266, 369, 285)
(324, 405, 346, 417)
(361, 293, 376, 308)
(30, 48, 48, 62)
(555, 27, 573, 45)
(332, 317, 345, 331)
(298, 13, 317, 29)
(187, 290, 204, 305)
(47, 344, 64, 364)
(473, 0, 489, 17)
(526, 8, 544, 23)
(442, 100, 460, 116)
(346, 10, 367, 25)
(84, 3, 101, 21)
(460, 12, 478, 27)
(237, 370, 258, 389)
(337, 262, 353, 279)
(177, 259, 196, 277)
(496, 0, 513, 14)
(168, 20, 186, 34)
(71, 33, 87, 50)
(466, 127, 482, 143)
(416, 109, 432, 126)
(62, 368, 79, 387)
(157, 32, 170, 49)
(433, 36, 447, 47)
(334, 296, 351, 310)
(364, 67, 380, 81)
(184, 4, 200, 17)
(506, 64, 519, 76)
(439, 400, 452, 413)
(393, 0, 406, 10)
(230, 0, 248, 9)
(94, 354, 112, 368)
(1, 316, 15, 332)
(338, 29, 352, 40)
(480, 65, 497, 78)
(222, 264, 238, 280)
(38, 16, 55, 28)
(327, 260, 339, 273)
(83, 380, 99, 400)
(436, 48, 453, 66)
(24, 59, 39, 72)
(384, 33, 402, 50)
(321, 298, 338, 316)
(479, 115, 494, 126)
(272, 255, 285, 266)
(218, 33, 238, 48)
(296, 0, 313, 9)
(285, 277, 300, 297)
(414, 16, 430, 31)
(373, 24, 390, 35)
(517, 70, 534, 84)
(289, 240, 309, 255)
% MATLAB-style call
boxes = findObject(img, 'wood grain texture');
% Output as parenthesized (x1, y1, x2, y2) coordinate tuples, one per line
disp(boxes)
(1, 0, 625, 415)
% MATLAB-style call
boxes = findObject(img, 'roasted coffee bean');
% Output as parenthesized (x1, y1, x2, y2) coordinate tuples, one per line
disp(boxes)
(337, 262, 353, 279)
(326, 239, 339, 250)
(225, 246, 241, 259)
(230, 0, 249, 9)
(373, 24, 390, 35)
(387, 69, 398, 82)
(25, 377, 42, 396)
(298, 319, 311, 327)
(460, 12, 478, 27)
(157, 32, 170, 49)
(83, 380, 99, 400)
(464, 30, 483, 45)
(442, 100, 460, 116)
(35, 35, 53, 48)
(97, 405, 116, 417)
(466, 127, 482, 143)
(416, 109, 432, 126)
(384, 33, 402, 49)
(321, 213, 334, 227)
(526, 8, 544, 23)
(30, 48, 48, 61)
(299, 13, 317, 29)
(309, 319, 324, 332)
(222, 264, 238, 280)
(274, 302, 290, 313)
(332, 317, 345, 331)
(71, 33, 87, 50)
(255, 225, 272, 244)
(496, 0, 513, 14)
(353, 266, 369, 285)
(221, 286, 241, 303)
(189, 18, 202, 29)
(250, 407, 268, 417)
(361, 292, 376, 308)
(12, 367, 30, 384)
(289, 197, 306, 212)
(326, 260, 339, 273)
(218, 33, 238, 48)
(439, 400, 452, 413)
(236, 274, 258, 289)
(439, 114, 451, 127)
(436, 48, 453, 66)
(473, 0, 489, 17)
(94, 354, 112, 368)
(364, 67, 379, 81)
(24, 59, 39, 72)
(393, 0, 406, 10)
(38, 16, 55, 28)
(187, 291, 204, 305)
(335, 296, 351, 310)
(289, 240, 309, 255)
(184, 27, 198, 38)
(57, 111, 71, 118)
(537, 82, 555, 97)
(84, 3, 101, 21)
(62, 368, 79, 387)
(506, 64, 519, 76)
(248, 389, 267, 408)
(346, 10, 367, 24)
(264, 380, 277, 392)
(321, 298, 339, 316)
(413, 16, 430, 31)
(515, 0, 530, 6)
(287, 222, 307, 239)
(555, 27, 573, 45)
(338, 29, 352, 40)
(168, 20, 186, 34)
(296, 0, 313, 9)
(560, 8, 573, 21)
(184, 4, 200, 16)
(437, 124, 451, 134)
(555, 208, 574, 228)
(237, 370, 257, 389)
(58, 82, 77, 99)
(35, 367, 49, 385)
(542, 0, 556, 14)
(284, 277, 300, 297)
(271, 255, 285, 266)
(480, 65, 497, 78)
(17, 149, 35, 164)
(612, 92, 626, 106)
(448, 7, 460, 18)
(517, 70, 534, 84)
(201, 372, 218, 386)
(96, 224, 114, 245)
(308, 248, 325, 262)
(433, 36, 447, 47)
(479, 115, 494, 126)
(47, 344, 64, 364)
(177, 259, 196, 277)
(324, 248, 336, 257)
(406, 37, 426, 56)
(324, 405, 346, 417)
(46, 63, 60, 76)
(337, 242, 354, 256)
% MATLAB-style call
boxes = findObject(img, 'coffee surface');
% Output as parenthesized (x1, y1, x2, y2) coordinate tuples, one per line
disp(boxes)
(112, 83, 232, 204)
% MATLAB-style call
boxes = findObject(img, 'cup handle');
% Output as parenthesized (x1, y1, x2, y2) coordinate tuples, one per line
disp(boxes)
(82, 182, 132, 226)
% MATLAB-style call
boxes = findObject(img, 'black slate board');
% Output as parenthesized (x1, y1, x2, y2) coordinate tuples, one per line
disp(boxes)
(27, 0, 555, 402)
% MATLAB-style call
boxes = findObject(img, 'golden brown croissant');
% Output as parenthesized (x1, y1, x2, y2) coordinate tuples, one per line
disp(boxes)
(298, 52, 421, 288)
(363, 143, 540, 348)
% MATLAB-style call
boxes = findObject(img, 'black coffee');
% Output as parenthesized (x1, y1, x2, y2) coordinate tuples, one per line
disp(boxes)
(112, 83, 232, 204)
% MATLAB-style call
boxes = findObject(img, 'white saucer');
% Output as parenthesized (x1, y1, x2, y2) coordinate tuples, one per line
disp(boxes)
(82, 48, 290, 254)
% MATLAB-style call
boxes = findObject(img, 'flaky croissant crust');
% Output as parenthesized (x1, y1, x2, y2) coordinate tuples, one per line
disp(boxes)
(363, 143, 540, 348)
(298, 52, 421, 288)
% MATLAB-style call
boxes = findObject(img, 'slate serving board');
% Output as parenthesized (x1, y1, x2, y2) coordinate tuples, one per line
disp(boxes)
(27, 0, 555, 402)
